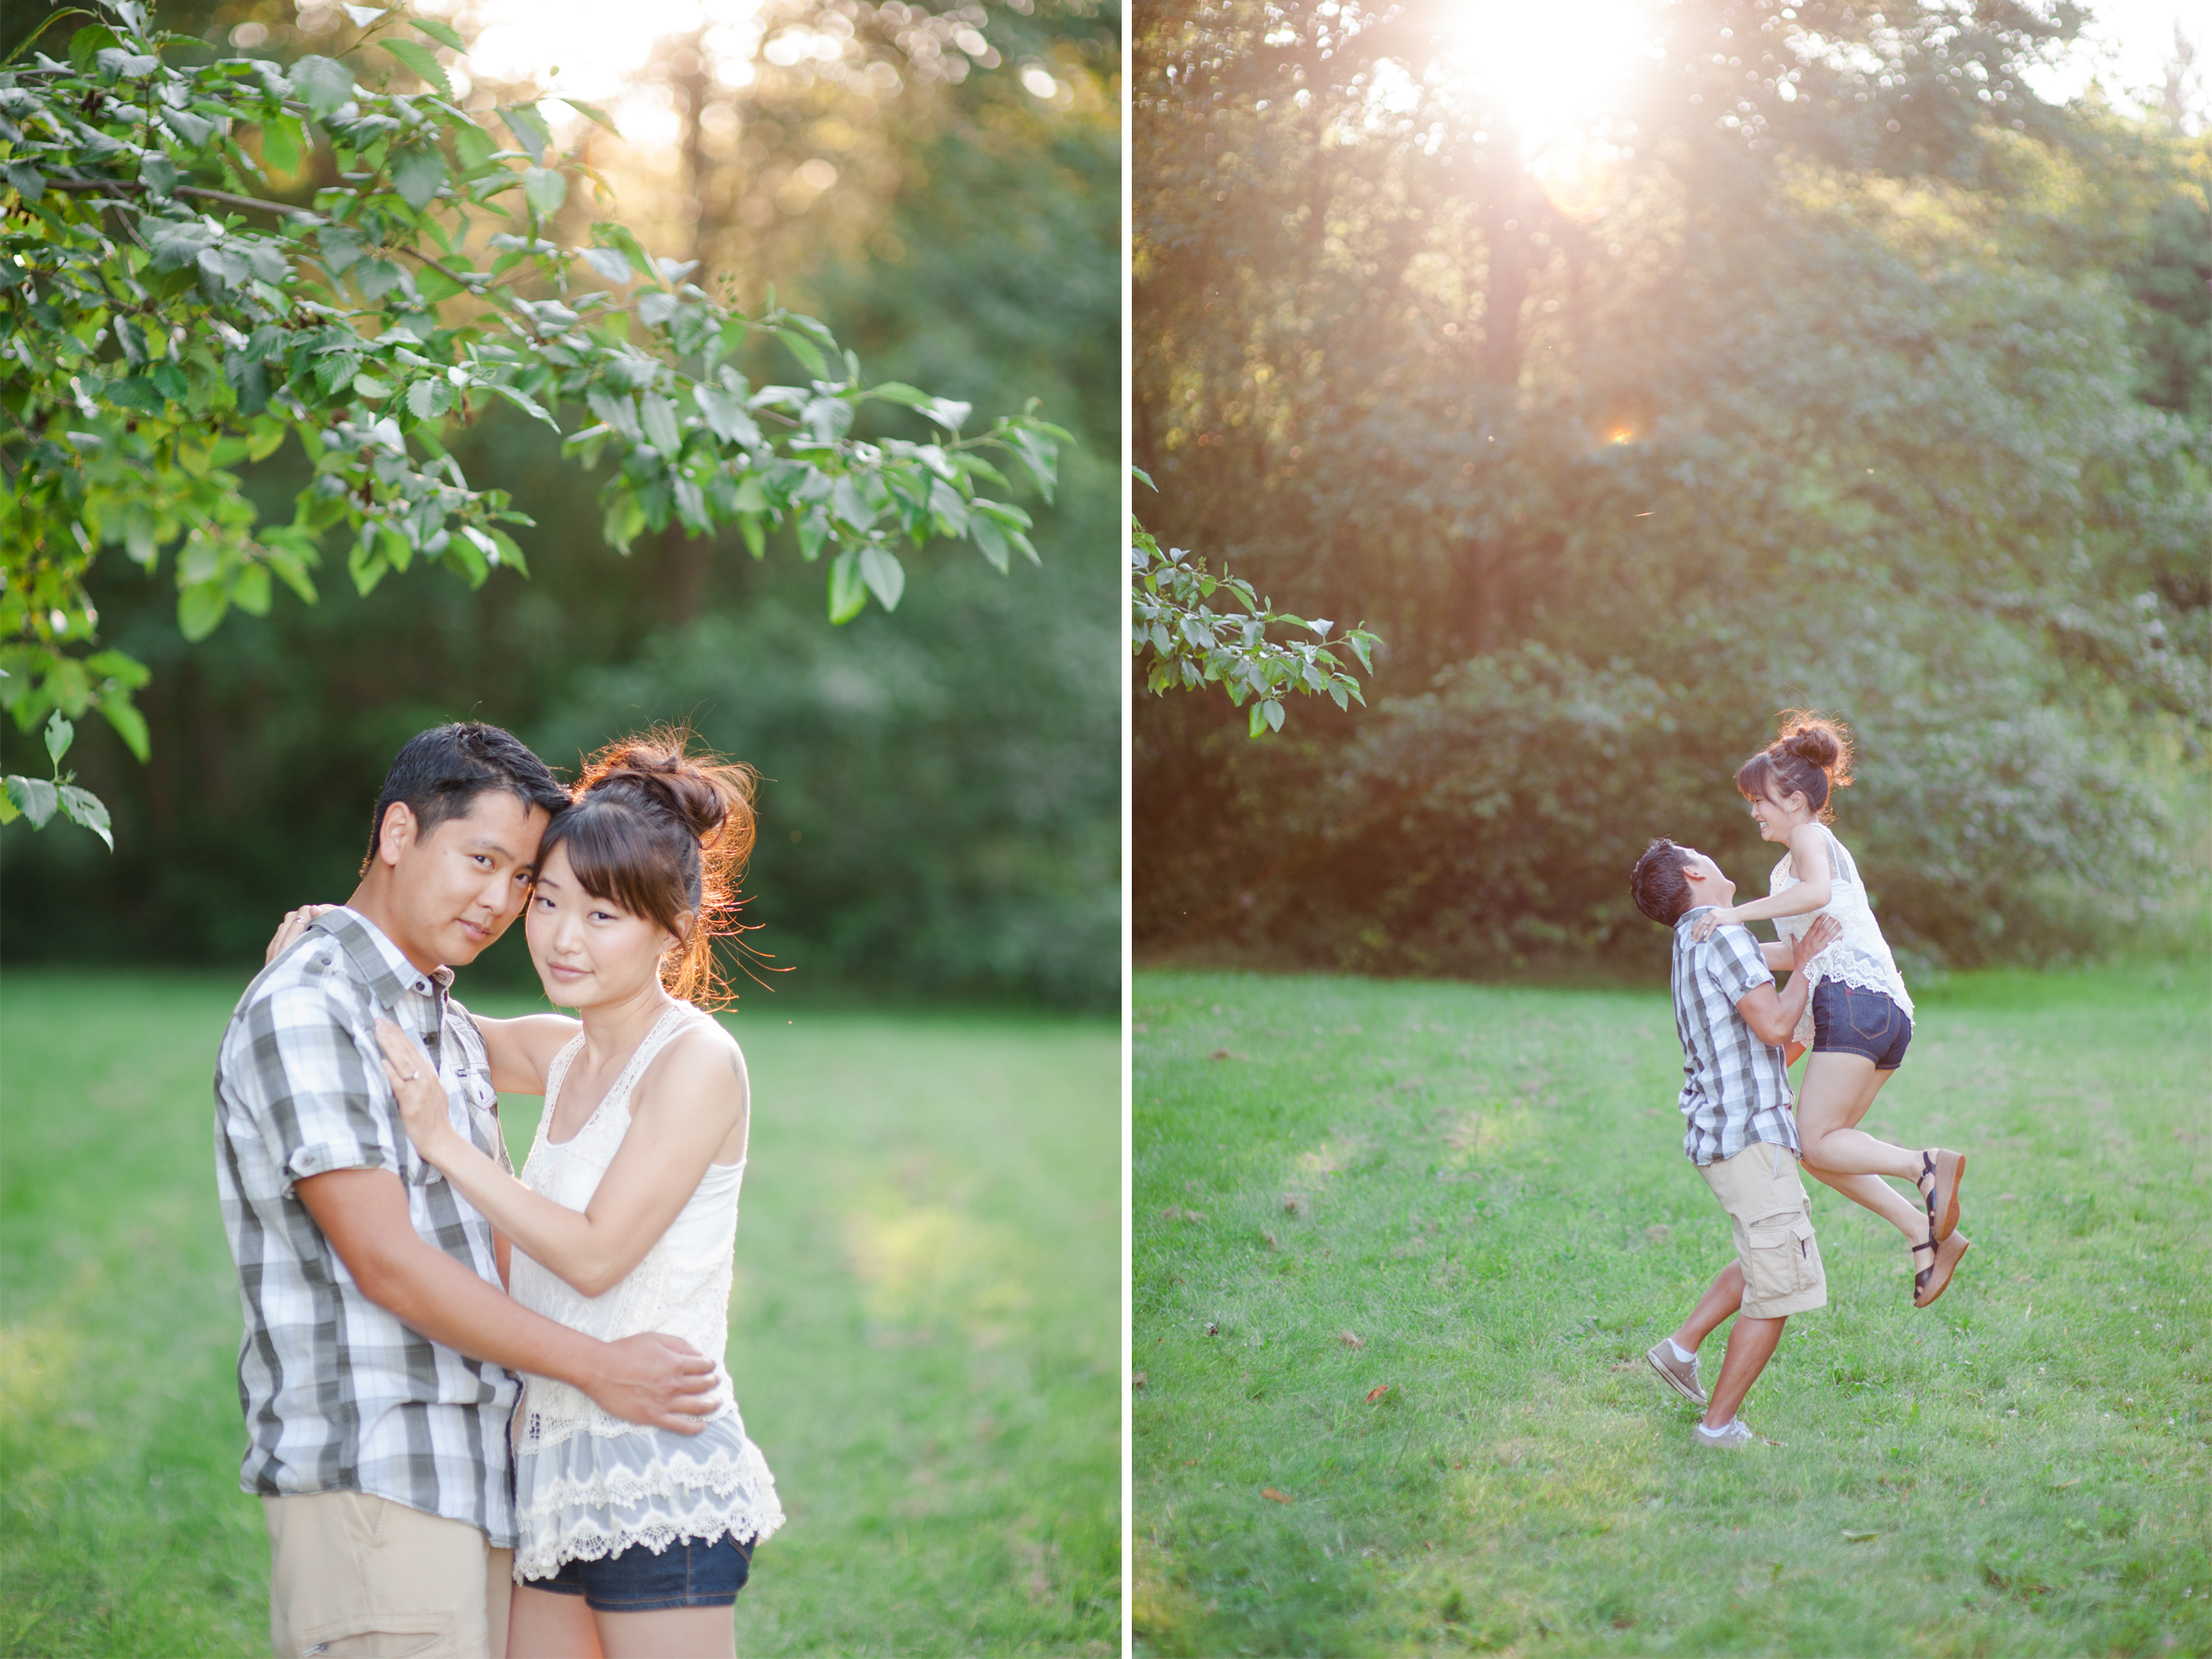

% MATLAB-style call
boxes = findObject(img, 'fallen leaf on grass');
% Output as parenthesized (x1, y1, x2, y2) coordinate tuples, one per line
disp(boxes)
(1210, 1048, 1233, 1061)
(1338, 1332, 1365, 1349)
(1843, 1530, 1880, 1543)
(1262, 1230, 1278, 1250)
(1132, 1372, 1147, 1390)
(2050, 1477, 2082, 1490)
(1205, 1322, 1219, 1336)
(1366, 1383, 1391, 1404)
(1263, 1487, 1294, 1504)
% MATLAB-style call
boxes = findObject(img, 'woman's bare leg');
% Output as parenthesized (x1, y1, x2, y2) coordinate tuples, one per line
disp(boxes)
(509, 1585, 604, 1659)
(594, 1607, 735, 1659)
(1796, 1062, 1926, 1246)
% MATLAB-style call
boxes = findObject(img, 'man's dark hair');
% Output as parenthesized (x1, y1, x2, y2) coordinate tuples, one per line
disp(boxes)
(1630, 838, 1697, 927)
(361, 723, 570, 873)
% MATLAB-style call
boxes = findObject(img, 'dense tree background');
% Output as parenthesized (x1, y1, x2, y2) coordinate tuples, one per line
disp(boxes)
(1134, 0, 2210, 978)
(0, 0, 1121, 1008)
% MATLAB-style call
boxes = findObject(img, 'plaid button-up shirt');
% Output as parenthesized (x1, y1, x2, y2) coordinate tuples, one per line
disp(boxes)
(1670, 908, 1799, 1168)
(214, 907, 519, 1545)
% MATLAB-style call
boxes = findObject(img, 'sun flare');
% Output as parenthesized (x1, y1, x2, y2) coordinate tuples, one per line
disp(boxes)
(1430, 0, 1660, 150)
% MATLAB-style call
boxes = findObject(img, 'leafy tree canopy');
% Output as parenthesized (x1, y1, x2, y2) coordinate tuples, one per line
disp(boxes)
(1, 0, 1066, 833)
(1134, 0, 2211, 972)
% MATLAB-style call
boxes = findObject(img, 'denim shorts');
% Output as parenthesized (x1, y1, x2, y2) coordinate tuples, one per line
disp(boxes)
(1810, 980, 1912, 1071)
(534, 1532, 753, 1612)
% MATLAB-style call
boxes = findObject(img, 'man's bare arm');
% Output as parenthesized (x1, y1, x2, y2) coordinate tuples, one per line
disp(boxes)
(297, 1168, 717, 1433)
(1735, 915, 1842, 1047)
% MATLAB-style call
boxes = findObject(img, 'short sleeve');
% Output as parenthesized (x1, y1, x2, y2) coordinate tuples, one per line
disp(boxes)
(240, 979, 401, 1192)
(1705, 925, 1774, 1006)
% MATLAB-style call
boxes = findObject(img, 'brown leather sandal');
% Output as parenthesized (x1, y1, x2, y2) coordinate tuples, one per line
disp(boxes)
(1913, 1231, 1971, 1308)
(1918, 1149, 1966, 1243)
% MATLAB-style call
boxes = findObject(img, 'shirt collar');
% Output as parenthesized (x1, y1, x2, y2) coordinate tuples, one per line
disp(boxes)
(1676, 906, 1720, 936)
(312, 906, 454, 1010)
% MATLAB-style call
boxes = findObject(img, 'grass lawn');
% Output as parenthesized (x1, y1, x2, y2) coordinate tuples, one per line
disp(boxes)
(1133, 962, 2210, 1657)
(1, 971, 1119, 1657)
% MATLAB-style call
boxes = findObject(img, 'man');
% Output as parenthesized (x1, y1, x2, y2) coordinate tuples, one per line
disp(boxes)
(1628, 837, 1839, 1449)
(216, 723, 722, 1659)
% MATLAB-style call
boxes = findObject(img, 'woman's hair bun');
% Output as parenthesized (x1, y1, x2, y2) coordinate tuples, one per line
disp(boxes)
(587, 744, 735, 841)
(1773, 711, 1853, 788)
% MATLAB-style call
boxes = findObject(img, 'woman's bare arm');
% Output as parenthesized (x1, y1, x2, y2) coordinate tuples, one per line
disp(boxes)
(1692, 822, 1833, 939)
(377, 1019, 746, 1298)
(467, 1013, 582, 1097)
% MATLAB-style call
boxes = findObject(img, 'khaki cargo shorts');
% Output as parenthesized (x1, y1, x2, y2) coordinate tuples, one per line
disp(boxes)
(1699, 1141, 1828, 1319)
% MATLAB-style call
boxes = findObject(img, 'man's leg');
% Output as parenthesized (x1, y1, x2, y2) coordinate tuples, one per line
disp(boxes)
(265, 1490, 498, 1658)
(1704, 1313, 1785, 1429)
(1669, 1261, 1745, 1357)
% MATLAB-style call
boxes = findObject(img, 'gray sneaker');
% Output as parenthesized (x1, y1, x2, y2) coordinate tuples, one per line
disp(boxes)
(1645, 1340, 1707, 1406)
(1693, 1418, 1753, 1449)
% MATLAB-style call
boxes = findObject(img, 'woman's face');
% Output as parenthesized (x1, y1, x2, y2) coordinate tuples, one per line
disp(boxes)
(1747, 782, 1812, 843)
(524, 841, 682, 1010)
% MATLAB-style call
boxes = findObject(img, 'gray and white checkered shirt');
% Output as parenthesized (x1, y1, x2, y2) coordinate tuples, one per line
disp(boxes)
(214, 906, 519, 1545)
(1670, 908, 1799, 1168)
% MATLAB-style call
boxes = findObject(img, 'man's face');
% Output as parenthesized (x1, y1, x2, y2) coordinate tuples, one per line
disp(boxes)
(381, 789, 552, 968)
(1679, 848, 1737, 910)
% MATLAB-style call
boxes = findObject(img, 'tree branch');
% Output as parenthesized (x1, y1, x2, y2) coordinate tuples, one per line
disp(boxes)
(40, 176, 324, 223)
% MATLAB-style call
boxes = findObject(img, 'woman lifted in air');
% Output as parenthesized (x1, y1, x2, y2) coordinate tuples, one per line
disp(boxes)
(1688, 713, 1971, 1309)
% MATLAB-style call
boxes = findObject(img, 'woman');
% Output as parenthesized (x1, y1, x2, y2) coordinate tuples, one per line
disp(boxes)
(367, 730, 781, 1658)
(1688, 713, 1971, 1308)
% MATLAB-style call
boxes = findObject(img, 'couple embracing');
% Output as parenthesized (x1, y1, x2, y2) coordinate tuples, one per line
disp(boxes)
(215, 720, 782, 1659)
(1629, 713, 1973, 1448)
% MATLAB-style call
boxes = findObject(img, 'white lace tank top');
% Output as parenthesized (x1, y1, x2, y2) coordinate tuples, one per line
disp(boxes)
(1771, 826, 1914, 1051)
(508, 1003, 783, 1581)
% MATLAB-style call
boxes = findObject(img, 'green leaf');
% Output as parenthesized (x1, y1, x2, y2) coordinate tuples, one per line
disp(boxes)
(522, 166, 567, 218)
(639, 392, 682, 453)
(828, 550, 868, 623)
(410, 17, 467, 51)
(796, 507, 830, 562)
(352, 372, 394, 400)
(291, 54, 358, 117)
(1264, 699, 1287, 733)
(489, 383, 559, 429)
(6, 775, 59, 829)
(0, 788, 16, 826)
(969, 514, 1011, 573)
(693, 384, 761, 448)
(488, 530, 529, 576)
(560, 99, 620, 135)
(414, 264, 469, 302)
(43, 711, 75, 770)
(260, 114, 305, 175)
(774, 327, 828, 379)
(389, 145, 450, 211)
(177, 583, 229, 641)
(452, 121, 500, 178)
(500, 103, 553, 161)
(858, 546, 906, 611)
(581, 245, 633, 284)
(380, 37, 453, 98)
(313, 351, 364, 394)
(407, 377, 456, 419)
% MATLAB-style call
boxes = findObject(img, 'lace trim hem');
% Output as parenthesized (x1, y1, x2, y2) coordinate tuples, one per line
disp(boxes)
(515, 1447, 774, 1517)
